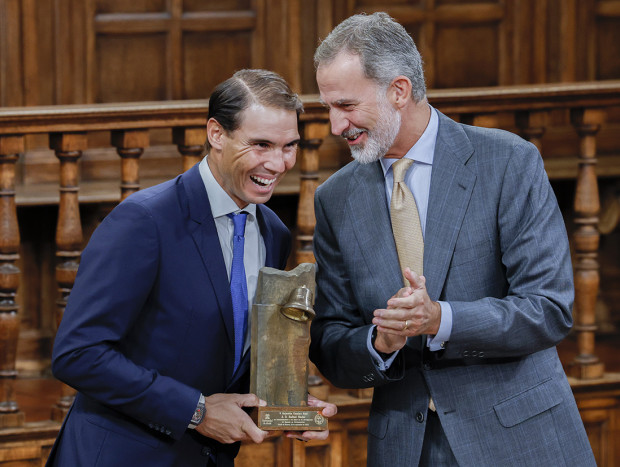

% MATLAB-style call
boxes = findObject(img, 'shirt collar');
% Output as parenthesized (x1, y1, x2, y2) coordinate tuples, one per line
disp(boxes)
(198, 156, 258, 219)
(380, 104, 438, 175)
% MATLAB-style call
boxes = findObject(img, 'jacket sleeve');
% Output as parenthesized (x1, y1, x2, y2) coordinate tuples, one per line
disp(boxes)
(442, 139, 574, 359)
(310, 187, 405, 389)
(51, 200, 199, 440)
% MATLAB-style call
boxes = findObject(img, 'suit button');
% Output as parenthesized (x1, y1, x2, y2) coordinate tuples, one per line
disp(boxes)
(423, 362, 431, 371)
(462, 350, 469, 357)
(415, 412, 424, 423)
(479, 351, 484, 358)
(201, 446, 212, 457)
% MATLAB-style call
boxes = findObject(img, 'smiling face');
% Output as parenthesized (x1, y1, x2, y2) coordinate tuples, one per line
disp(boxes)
(317, 52, 401, 163)
(207, 104, 300, 208)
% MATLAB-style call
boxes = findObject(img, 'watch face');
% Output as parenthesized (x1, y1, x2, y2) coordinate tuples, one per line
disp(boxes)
(192, 402, 205, 425)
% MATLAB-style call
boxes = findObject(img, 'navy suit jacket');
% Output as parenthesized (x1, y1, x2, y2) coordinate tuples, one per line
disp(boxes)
(48, 164, 291, 466)
(310, 111, 595, 466)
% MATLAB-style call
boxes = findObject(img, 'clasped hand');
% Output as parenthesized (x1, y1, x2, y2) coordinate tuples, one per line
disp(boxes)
(195, 393, 337, 444)
(372, 268, 441, 354)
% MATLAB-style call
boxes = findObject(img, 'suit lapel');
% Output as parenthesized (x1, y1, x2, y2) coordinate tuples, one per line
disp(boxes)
(347, 162, 425, 353)
(424, 112, 476, 301)
(347, 161, 403, 295)
(179, 165, 234, 350)
(343, 112, 477, 305)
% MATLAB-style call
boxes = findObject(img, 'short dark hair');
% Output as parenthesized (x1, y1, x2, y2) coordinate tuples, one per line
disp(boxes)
(206, 69, 303, 150)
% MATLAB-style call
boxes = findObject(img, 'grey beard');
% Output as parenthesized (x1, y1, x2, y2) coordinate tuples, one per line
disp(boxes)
(349, 105, 401, 165)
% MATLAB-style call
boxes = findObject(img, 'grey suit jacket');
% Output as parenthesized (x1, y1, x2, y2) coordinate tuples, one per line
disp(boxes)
(310, 111, 595, 466)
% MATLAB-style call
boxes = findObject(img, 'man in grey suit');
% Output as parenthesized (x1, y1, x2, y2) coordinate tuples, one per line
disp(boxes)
(309, 12, 595, 466)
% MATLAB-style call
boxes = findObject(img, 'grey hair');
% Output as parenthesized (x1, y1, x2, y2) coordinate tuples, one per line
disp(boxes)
(314, 12, 426, 102)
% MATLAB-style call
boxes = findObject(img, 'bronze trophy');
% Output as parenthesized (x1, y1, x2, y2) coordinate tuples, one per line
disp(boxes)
(250, 263, 327, 431)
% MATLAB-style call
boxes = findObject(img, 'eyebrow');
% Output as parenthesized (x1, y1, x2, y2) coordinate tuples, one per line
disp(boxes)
(248, 137, 270, 144)
(323, 98, 357, 109)
(248, 137, 301, 146)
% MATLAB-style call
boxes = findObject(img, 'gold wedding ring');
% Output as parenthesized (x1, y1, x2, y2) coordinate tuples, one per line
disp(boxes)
(403, 320, 409, 331)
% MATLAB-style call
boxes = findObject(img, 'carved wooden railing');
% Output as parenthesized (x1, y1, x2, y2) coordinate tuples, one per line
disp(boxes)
(0, 82, 619, 459)
(0, 135, 24, 429)
(0, 100, 330, 427)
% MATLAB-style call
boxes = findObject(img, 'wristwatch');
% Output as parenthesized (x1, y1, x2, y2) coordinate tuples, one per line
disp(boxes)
(188, 394, 206, 429)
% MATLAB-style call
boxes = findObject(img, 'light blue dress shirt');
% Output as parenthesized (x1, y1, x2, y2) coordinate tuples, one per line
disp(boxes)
(199, 156, 266, 355)
(368, 106, 453, 369)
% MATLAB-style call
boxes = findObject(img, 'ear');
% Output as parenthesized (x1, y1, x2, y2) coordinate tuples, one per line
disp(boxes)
(387, 76, 412, 109)
(207, 118, 225, 151)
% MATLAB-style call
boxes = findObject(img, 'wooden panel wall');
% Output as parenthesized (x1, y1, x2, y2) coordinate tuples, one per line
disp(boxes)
(0, 0, 302, 105)
(1, 1, 620, 369)
(2, 0, 620, 107)
(89, 0, 262, 102)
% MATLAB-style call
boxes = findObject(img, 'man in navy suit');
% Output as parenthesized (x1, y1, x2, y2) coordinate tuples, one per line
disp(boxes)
(48, 69, 336, 466)
(310, 13, 595, 466)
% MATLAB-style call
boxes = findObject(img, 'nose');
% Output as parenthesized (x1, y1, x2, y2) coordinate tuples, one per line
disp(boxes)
(329, 108, 349, 136)
(264, 149, 293, 173)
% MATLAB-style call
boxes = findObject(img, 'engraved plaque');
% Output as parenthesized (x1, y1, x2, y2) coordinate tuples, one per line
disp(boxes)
(250, 263, 328, 431)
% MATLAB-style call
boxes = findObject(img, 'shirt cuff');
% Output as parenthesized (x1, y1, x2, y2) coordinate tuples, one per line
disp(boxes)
(367, 325, 399, 371)
(427, 301, 453, 351)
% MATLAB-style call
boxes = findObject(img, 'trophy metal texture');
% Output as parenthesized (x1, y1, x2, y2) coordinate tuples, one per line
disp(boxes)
(250, 263, 327, 431)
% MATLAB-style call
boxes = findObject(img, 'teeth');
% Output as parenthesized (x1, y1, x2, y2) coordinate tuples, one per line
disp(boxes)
(343, 130, 364, 141)
(250, 175, 275, 187)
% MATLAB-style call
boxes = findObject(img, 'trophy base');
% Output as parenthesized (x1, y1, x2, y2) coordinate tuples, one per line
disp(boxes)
(257, 406, 328, 431)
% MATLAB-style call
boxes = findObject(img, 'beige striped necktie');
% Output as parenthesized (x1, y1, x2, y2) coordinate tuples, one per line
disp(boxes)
(389, 158, 435, 412)
(390, 158, 424, 286)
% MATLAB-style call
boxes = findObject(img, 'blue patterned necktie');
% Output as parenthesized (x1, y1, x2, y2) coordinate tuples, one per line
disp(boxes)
(228, 212, 248, 372)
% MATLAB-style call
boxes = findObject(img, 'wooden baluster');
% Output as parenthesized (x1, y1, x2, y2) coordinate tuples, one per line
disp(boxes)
(173, 127, 206, 172)
(296, 117, 331, 400)
(111, 129, 149, 201)
(49, 132, 87, 420)
(0, 136, 25, 428)
(515, 110, 547, 152)
(296, 119, 329, 265)
(460, 113, 499, 128)
(569, 109, 606, 380)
